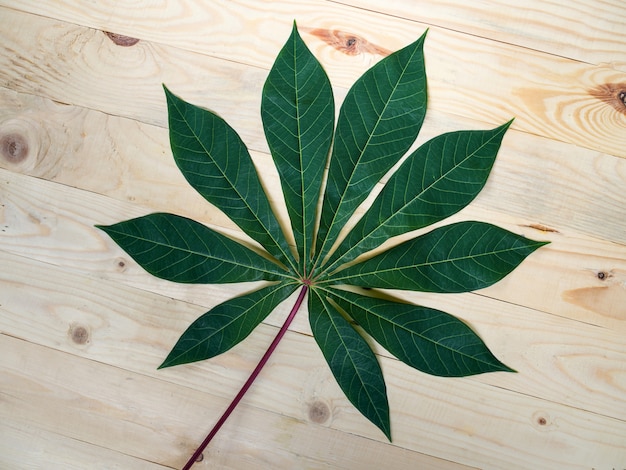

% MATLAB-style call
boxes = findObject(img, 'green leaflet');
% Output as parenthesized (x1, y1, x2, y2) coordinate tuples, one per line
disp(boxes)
(325, 289, 514, 376)
(323, 122, 513, 273)
(164, 86, 296, 270)
(98, 23, 549, 444)
(96, 213, 287, 283)
(159, 282, 298, 368)
(261, 23, 334, 269)
(330, 221, 548, 292)
(309, 290, 390, 439)
(314, 31, 428, 267)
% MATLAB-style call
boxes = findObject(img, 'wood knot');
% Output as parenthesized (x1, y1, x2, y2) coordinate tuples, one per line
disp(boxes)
(532, 411, 552, 430)
(307, 400, 331, 424)
(69, 324, 90, 345)
(588, 83, 626, 115)
(115, 257, 128, 272)
(104, 31, 140, 47)
(0, 133, 29, 163)
(307, 28, 391, 56)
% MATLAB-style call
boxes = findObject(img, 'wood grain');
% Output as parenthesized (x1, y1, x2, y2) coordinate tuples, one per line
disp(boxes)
(1, 335, 472, 470)
(0, 5, 625, 160)
(0, 420, 172, 470)
(332, 0, 626, 69)
(1, 2, 625, 469)
(2, 87, 625, 247)
(2, 159, 625, 332)
(1, 253, 625, 469)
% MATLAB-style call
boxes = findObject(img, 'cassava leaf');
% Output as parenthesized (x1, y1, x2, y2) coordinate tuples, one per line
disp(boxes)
(97, 213, 287, 283)
(329, 221, 548, 292)
(159, 282, 298, 368)
(164, 86, 296, 269)
(98, 23, 550, 448)
(308, 290, 390, 439)
(326, 288, 514, 376)
(323, 121, 513, 272)
(314, 31, 428, 266)
(261, 22, 334, 268)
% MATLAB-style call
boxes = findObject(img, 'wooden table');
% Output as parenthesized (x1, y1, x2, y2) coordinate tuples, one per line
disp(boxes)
(1, 1, 625, 468)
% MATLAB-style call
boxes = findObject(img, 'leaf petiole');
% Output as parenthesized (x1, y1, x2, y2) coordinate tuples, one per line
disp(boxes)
(182, 284, 309, 470)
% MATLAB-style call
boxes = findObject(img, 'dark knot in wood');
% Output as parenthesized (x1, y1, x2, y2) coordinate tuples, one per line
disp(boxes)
(0, 133, 29, 163)
(308, 28, 391, 57)
(588, 83, 626, 115)
(307, 400, 331, 424)
(104, 31, 140, 47)
(70, 324, 90, 345)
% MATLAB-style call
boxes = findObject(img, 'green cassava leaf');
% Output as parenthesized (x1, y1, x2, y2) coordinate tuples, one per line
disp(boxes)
(308, 290, 390, 439)
(97, 213, 287, 283)
(261, 22, 334, 268)
(326, 288, 514, 376)
(330, 221, 548, 292)
(164, 86, 296, 269)
(323, 121, 513, 272)
(159, 282, 298, 368)
(98, 24, 550, 446)
(314, 31, 428, 265)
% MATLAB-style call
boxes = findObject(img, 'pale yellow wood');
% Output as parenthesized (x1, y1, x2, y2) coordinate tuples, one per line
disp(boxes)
(2, 121, 626, 332)
(0, 6, 625, 160)
(334, 0, 626, 69)
(1, 1, 625, 469)
(2, 87, 625, 247)
(0, 334, 473, 470)
(0, 420, 172, 469)
(4, 0, 625, 69)
(1, 253, 625, 469)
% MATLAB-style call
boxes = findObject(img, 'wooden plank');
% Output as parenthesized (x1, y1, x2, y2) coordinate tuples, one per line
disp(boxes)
(0, 334, 469, 470)
(332, 0, 626, 68)
(0, 420, 172, 470)
(1, 242, 625, 430)
(1, 129, 625, 332)
(0, 6, 625, 160)
(2, 84, 625, 248)
(1, 258, 625, 469)
(4, 0, 625, 69)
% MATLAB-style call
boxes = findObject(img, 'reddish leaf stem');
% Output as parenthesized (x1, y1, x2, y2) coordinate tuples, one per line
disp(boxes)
(182, 284, 309, 470)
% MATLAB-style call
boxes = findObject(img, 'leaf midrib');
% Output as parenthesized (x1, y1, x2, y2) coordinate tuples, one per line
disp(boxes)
(315, 291, 388, 432)
(325, 130, 504, 272)
(104, 225, 288, 277)
(323, 288, 503, 370)
(171, 96, 296, 271)
(328, 242, 537, 283)
(315, 41, 424, 267)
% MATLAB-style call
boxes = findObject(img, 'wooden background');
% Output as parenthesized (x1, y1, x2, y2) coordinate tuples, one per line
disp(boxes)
(1, 1, 625, 469)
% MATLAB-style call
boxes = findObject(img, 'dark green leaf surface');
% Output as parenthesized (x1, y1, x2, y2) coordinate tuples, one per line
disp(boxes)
(324, 122, 513, 272)
(97, 213, 287, 283)
(160, 282, 298, 368)
(308, 290, 390, 439)
(98, 25, 550, 443)
(164, 86, 296, 269)
(331, 221, 548, 292)
(261, 23, 334, 268)
(314, 31, 428, 265)
(326, 289, 514, 376)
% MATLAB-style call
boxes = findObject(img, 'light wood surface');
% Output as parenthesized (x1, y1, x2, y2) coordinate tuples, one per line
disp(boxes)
(1, 2, 625, 469)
